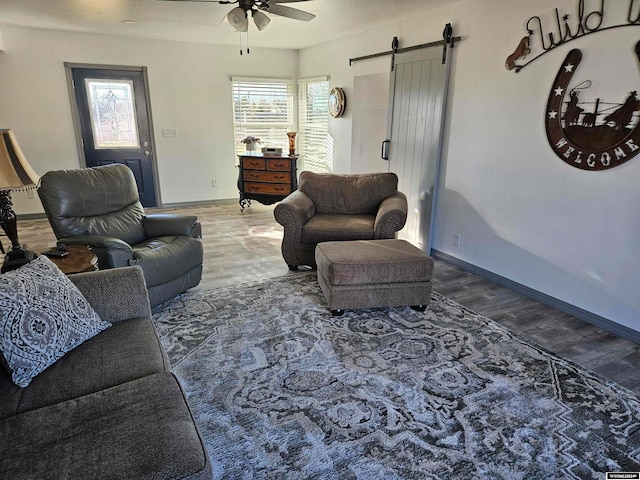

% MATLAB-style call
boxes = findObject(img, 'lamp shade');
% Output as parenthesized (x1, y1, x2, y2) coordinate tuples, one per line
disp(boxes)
(227, 7, 249, 32)
(253, 10, 271, 31)
(0, 129, 39, 191)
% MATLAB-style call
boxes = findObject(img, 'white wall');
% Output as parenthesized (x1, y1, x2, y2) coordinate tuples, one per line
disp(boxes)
(299, 0, 640, 332)
(0, 27, 297, 212)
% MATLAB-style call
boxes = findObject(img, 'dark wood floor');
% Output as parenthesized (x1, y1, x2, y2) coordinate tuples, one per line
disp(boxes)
(19, 200, 640, 393)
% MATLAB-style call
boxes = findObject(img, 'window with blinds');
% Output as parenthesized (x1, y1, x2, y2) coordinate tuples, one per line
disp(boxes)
(232, 78, 294, 157)
(298, 78, 331, 173)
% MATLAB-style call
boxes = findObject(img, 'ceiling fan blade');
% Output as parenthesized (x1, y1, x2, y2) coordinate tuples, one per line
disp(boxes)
(263, 3, 315, 21)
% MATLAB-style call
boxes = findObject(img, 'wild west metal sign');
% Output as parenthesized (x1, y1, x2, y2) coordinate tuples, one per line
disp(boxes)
(506, 0, 640, 73)
(506, 0, 640, 171)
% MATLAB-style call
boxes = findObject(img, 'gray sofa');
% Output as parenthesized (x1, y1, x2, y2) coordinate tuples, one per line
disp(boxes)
(0, 266, 212, 480)
(37, 164, 203, 308)
(274, 171, 408, 269)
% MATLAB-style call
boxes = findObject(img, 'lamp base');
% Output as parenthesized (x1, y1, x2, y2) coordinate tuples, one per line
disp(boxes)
(2, 248, 36, 273)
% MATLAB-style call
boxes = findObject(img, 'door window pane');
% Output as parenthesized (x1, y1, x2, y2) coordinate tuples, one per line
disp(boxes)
(85, 79, 140, 149)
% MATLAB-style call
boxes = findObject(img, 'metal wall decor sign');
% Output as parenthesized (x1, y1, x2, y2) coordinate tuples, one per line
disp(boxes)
(545, 42, 640, 171)
(505, 0, 640, 73)
(505, 1, 640, 171)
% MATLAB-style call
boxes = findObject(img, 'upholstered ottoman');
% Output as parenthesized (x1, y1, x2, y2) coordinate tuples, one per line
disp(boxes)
(315, 239, 434, 315)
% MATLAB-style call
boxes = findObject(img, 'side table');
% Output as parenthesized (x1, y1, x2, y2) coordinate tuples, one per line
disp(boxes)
(42, 245, 98, 275)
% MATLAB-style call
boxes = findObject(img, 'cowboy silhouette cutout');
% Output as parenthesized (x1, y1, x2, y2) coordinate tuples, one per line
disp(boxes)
(563, 91, 584, 126)
(604, 90, 640, 130)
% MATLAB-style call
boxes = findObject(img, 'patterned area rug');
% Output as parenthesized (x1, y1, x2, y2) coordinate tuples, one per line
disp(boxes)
(153, 273, 640, 479)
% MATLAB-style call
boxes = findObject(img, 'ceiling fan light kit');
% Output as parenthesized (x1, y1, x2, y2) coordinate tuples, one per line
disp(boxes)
(227, 7, 246, 31)
(252, 10, 270, 31)
(227, 6, 249, 31)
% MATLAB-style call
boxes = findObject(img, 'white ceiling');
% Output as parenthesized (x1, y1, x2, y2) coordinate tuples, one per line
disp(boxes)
(0, 0, 455, 50)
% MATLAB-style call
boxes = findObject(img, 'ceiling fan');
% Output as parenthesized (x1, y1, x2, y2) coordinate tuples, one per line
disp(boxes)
(159, 0, 315, 32)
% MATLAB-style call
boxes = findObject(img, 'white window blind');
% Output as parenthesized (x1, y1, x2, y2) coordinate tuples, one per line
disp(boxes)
(232, 78, 294, 156)
(298, 78, 331, 172)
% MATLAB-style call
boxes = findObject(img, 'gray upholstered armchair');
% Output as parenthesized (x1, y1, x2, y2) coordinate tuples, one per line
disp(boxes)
(37, 164, 203, 307)
(274, 171, 407, 269)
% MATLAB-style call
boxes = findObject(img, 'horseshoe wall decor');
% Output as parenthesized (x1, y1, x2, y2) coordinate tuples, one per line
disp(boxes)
(545, 41, 640, 171)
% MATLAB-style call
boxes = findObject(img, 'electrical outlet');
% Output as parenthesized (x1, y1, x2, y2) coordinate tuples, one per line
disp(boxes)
(211, 179, 218, 188)
(162, 129, 178, 138)
(453, 234, 462, 247)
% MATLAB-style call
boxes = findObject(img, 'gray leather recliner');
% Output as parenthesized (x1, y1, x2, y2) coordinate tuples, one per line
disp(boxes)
(37, 164, 203, 307)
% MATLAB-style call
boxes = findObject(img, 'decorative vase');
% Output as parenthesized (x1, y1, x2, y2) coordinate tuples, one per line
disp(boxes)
(246, 142, 258, 152)
(287, 132, 297, 156)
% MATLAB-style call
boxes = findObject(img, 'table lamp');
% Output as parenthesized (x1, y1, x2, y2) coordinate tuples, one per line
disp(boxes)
(0, 129, 39, 273)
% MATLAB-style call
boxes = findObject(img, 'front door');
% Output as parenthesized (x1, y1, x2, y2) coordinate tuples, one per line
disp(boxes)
(385, 47, 451, 253)
(68, 66, 158, 207)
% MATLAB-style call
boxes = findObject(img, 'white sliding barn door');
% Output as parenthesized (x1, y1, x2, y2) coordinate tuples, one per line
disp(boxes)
(387, 46, 450, 253)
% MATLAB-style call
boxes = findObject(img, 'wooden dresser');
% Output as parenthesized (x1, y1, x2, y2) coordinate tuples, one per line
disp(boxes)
(237, 153, 298, 211)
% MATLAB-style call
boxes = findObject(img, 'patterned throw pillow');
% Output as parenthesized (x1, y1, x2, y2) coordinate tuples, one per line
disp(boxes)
(0, 255, 111, 387)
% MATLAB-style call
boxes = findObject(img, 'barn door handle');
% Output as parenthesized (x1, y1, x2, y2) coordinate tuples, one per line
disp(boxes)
(381, 140, 390, 160)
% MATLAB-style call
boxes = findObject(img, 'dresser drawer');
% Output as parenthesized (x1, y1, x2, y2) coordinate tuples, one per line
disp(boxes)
(267, 159, 292, 171)
(242, 158, 266, 170)
(244, 182, 291, 195)
(244, 171, 290, 183)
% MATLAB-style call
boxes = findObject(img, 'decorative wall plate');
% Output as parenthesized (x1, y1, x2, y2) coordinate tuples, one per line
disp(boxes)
(329, 87, 346, 118)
